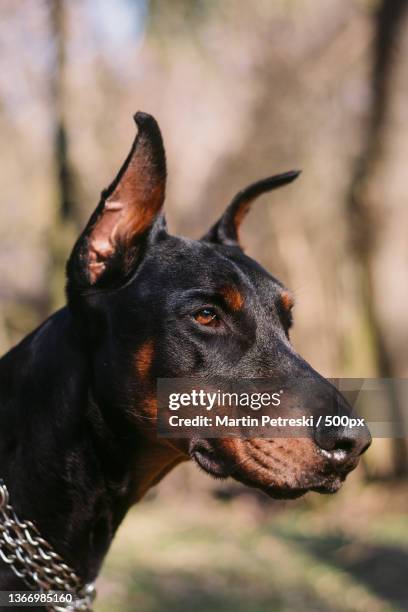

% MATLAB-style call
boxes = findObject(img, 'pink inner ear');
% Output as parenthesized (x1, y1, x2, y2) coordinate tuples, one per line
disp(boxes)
(88, 201, 125, 283)
(83, 113, 166, 285)
(87, 182, 164, 284)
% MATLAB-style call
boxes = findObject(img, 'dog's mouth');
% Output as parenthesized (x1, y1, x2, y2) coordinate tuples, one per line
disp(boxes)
(232, 469, 346, 500)
(191, 442, 233, 479)
(190, 438, 350, 500)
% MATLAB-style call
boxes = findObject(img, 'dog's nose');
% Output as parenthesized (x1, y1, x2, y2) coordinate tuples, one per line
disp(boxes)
(314, 420, 372, 469)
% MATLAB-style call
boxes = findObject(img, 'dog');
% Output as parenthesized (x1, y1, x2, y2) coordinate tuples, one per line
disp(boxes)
(0, 112, 371, 608)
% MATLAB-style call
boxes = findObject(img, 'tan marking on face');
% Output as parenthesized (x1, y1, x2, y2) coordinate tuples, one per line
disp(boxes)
(135, 339, 155, 379)
(143, 395, 157, 417)
(280, 290, 294, 312)
(131, 438, 188, 502)
(130, 394, 189, 501)
(134, 394, 190, 458)
(220, 286, 245, 311)
(215, 436, 329, 493)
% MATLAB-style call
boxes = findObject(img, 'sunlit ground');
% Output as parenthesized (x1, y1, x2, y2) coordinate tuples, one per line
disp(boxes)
(95, 467, 408, 612)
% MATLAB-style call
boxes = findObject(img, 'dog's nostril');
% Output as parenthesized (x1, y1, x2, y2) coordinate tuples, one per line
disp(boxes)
(331, 439, 355, 454)
(314, 428, 354, 455)
(319, 438, 357, 468)
(314, 420, 371, 466)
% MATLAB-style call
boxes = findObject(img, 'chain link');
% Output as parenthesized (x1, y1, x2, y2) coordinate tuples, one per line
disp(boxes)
(0, 480, 96, 611)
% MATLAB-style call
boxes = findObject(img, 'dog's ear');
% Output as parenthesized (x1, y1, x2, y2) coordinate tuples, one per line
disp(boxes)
(67, 112, 166, 291)
(201, 171, 300, 247)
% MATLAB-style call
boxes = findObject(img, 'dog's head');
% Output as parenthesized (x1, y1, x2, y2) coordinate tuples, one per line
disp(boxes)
(67, 112, 371, 499)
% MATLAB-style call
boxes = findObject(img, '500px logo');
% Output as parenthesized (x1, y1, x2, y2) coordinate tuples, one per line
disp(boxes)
(168, 389, 283, 411)
(318, 415, 366, 428)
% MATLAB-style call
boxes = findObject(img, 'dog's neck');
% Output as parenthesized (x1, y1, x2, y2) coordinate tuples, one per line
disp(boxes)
(0, 308, 181, 584)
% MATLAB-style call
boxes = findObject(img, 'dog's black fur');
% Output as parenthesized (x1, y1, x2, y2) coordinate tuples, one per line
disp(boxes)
(0, 112, 371, 603)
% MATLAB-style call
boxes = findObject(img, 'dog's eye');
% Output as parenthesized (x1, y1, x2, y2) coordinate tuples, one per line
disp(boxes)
(194, 308, 219, 327)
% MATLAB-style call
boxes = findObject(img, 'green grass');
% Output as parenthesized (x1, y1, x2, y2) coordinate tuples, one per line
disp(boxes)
(95, 470, 408, 612)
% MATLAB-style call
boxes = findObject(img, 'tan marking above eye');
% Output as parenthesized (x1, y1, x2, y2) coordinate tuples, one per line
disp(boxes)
(220, 286, 245, 311)
(135, 339, 155, 378)
(280, 290, 294, 312)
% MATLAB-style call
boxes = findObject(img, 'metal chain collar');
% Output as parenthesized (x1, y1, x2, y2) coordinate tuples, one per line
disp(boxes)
(0, 480, 96, 611)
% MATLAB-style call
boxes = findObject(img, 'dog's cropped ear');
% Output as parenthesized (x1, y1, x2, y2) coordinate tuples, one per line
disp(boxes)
(201, 171, 300, 247)
(67, 111, 166, 291)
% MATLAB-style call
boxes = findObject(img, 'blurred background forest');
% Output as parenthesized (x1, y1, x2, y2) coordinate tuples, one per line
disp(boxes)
(0, 1, 407, 610)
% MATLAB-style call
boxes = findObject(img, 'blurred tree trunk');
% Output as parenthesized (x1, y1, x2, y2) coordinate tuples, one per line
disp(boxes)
(48, 0, 78, 310)
(346, 0, 408, 477)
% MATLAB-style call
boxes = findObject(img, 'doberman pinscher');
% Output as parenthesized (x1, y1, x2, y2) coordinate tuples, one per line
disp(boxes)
(0, 112, 371, 606)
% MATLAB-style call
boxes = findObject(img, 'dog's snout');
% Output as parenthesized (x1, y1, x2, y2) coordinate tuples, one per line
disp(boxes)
(314, 419, 372, 468)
